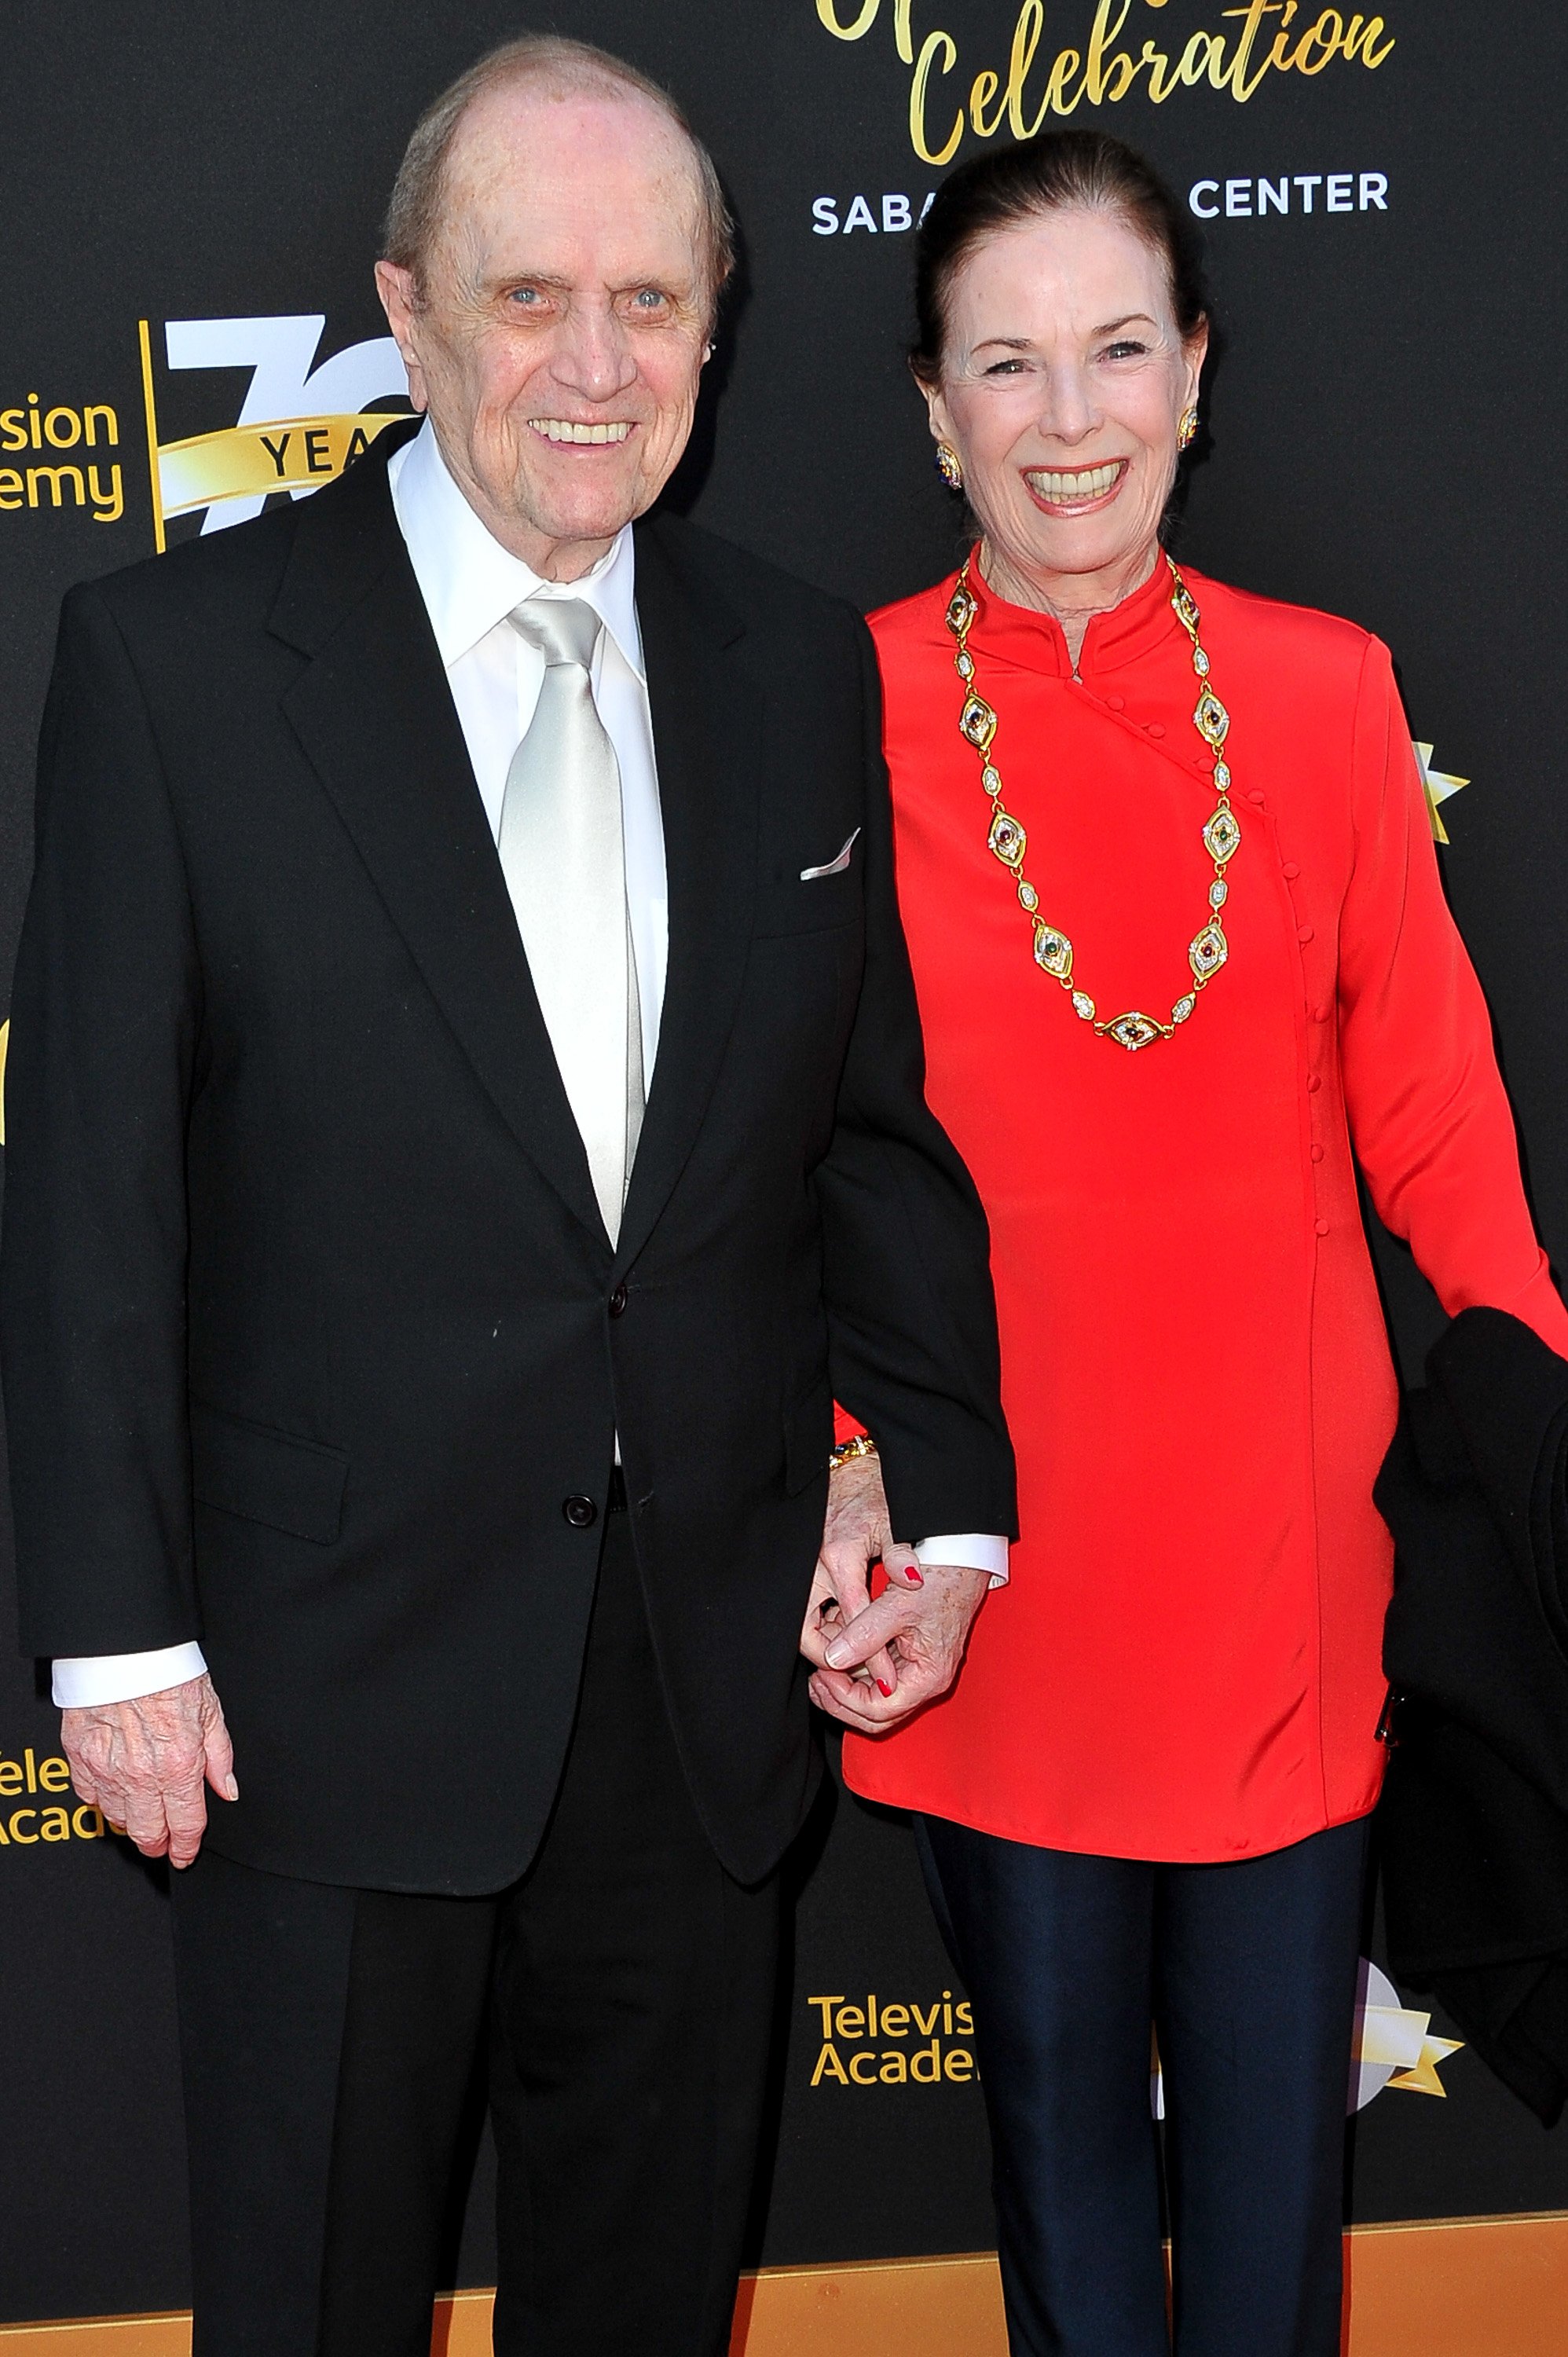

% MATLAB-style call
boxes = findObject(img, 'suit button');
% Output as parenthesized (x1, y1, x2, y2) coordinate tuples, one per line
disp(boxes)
(608, 1283, 628, 1318)
(1282, 861, 1301, 879)
(1315, 1218, 1331, 1237)
(1307, 1075, 1322, 1093)
(563, 1494, 598, 1529)
(1297, 924, 1315, 944)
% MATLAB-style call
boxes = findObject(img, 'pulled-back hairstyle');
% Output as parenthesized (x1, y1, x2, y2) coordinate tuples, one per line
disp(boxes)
(383, 34, 736, 319)
(911, 130, 1208, 383)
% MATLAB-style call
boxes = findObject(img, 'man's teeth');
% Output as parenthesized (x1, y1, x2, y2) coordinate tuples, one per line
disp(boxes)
(1027, 462, 1123, 501)
(529, 419, 632, 445)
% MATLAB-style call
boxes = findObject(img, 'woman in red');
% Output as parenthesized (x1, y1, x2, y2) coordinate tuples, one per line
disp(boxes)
(808, 134, 1568, 2356)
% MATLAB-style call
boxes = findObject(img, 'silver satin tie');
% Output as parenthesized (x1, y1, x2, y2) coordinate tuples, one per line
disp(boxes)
(500, 596, 645, 1241)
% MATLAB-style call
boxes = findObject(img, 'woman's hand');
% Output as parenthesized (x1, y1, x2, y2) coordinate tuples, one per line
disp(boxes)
(799, 1452, 991, 1732)
(800, 1452, 907, 1701)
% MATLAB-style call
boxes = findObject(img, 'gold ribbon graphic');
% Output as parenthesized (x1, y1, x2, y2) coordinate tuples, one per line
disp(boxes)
(155, 411, 408, 521)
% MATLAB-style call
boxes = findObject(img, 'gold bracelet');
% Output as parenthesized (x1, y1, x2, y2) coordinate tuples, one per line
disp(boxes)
(829, 1434, 878, 1473)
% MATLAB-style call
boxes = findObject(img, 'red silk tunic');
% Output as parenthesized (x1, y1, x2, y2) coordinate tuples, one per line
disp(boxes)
(842, 558, 1568, 1861)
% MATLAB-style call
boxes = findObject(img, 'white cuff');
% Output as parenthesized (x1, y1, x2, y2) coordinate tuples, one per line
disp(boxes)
(914, 1533, 1009, 1588)
(52, 1643, 210, 1710)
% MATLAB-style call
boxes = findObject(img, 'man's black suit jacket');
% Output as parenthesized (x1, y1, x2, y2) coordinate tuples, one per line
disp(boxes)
(2, 427, 1016, 1894)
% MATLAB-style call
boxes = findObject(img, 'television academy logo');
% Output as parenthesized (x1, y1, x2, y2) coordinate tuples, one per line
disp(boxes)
(0, 311, 416, 1113)
(0, 1742, 105, 1847)
(804, 1963, 1462, 2109)
(137, 313, 412, 548)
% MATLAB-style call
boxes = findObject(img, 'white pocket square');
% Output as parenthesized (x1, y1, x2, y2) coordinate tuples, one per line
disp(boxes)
(800, 827, 861, 882)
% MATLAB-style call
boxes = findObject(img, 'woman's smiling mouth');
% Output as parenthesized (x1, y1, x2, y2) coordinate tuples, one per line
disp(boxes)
(1022, 458, 1129, 513)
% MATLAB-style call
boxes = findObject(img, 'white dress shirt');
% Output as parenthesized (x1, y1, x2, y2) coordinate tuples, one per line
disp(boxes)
(389, 420, 668, 1082)
(52, 423, 1002, 1710)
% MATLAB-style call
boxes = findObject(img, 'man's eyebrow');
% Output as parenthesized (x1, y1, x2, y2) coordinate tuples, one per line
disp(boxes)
(482, 271, 695, 299)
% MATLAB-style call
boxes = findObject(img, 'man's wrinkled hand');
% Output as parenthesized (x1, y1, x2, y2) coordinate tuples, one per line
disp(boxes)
(63, 1673, 237, 1869)
(808, 1560, 990, 1733)
(800, 1450, 989, 1731)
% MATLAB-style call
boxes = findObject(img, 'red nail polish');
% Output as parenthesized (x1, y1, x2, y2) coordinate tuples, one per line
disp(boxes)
(907, 1566, 925, 1586)
(877, 1677, 894, 1697)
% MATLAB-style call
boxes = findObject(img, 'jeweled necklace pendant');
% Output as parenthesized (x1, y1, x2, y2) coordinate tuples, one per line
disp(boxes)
(944, 555, 1240, 1050)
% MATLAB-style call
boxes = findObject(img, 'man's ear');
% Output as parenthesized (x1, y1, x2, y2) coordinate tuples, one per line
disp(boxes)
(375, 260, 428, 412)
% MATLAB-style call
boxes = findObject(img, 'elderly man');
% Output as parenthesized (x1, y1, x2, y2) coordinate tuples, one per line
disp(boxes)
(2, 36, 1014, 2357)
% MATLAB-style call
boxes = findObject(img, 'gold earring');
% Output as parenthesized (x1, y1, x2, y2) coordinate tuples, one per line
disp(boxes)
(936, 440, 965, 490)
(1178, 405, 1200, 452)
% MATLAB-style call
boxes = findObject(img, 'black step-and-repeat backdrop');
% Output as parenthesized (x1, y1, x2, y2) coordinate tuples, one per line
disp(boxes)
(2, 1, 1566, 2326)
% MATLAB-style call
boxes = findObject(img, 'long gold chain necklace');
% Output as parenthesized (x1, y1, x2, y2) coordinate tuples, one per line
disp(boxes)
(944, 554, 1240, 1053)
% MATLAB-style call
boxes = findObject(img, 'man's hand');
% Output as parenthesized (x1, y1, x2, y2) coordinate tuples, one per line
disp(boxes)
(800, 1452, 990, 1732)
(63, 1674, 237, 1869)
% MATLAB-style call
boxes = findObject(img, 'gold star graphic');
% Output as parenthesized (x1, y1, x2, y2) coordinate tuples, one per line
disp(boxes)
(1357, 1996, 1464, 2099)
(1414, 742, 1470, 845)
(1387, 2032, 1466, 2098)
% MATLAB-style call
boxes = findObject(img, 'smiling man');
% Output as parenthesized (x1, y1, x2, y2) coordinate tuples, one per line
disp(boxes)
(1, 35, 1014, 2357)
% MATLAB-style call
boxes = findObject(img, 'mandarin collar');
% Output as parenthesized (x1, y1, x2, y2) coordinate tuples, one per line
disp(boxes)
(964, 548, 1181, 681)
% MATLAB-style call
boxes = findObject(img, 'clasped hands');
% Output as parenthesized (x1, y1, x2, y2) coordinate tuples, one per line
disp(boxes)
(797, 1451, 990, 1734)
(63, 1453, 984, 1868)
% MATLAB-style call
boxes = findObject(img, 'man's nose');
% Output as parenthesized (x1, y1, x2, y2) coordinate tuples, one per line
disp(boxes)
(552, 302, 639, 401)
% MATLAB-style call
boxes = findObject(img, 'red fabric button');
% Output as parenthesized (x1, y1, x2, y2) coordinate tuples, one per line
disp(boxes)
(1146, 721, 1166, 738)
(1310, 1144, 1324, 1162)
(1297, 925, 1314, 944)
(1247, 790, 1266, 806)
(1307, 1075, 1322, 1093)
(1315, 1005, 1332, 1023)
(1282, 861, 1301, 879)
(1315, 1218, 1331, 1237)
(1106, 694, 1126, 711)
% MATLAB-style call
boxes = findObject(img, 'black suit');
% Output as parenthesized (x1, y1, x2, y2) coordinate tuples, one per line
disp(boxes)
(2, 427, 1014, 2351)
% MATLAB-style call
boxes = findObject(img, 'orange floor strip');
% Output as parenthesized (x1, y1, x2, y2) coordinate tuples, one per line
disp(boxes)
(2, 2215, 1565, 2356)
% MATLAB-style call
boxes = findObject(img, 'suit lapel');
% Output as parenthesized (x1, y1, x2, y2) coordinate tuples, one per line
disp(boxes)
(616, 520, 759, 1270)
(271, 439, 609, 1246)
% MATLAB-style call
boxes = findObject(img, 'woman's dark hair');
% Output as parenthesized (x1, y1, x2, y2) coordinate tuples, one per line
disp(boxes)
(911, 130, 1208, 383)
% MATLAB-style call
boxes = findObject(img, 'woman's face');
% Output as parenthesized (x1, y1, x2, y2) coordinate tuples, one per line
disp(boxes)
(925, 207, 1206, 595)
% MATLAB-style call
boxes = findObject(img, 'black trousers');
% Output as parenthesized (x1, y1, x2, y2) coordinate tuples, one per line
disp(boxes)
(919, 1814, 1369, 2357)
(169, 1511, 782, 2357)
